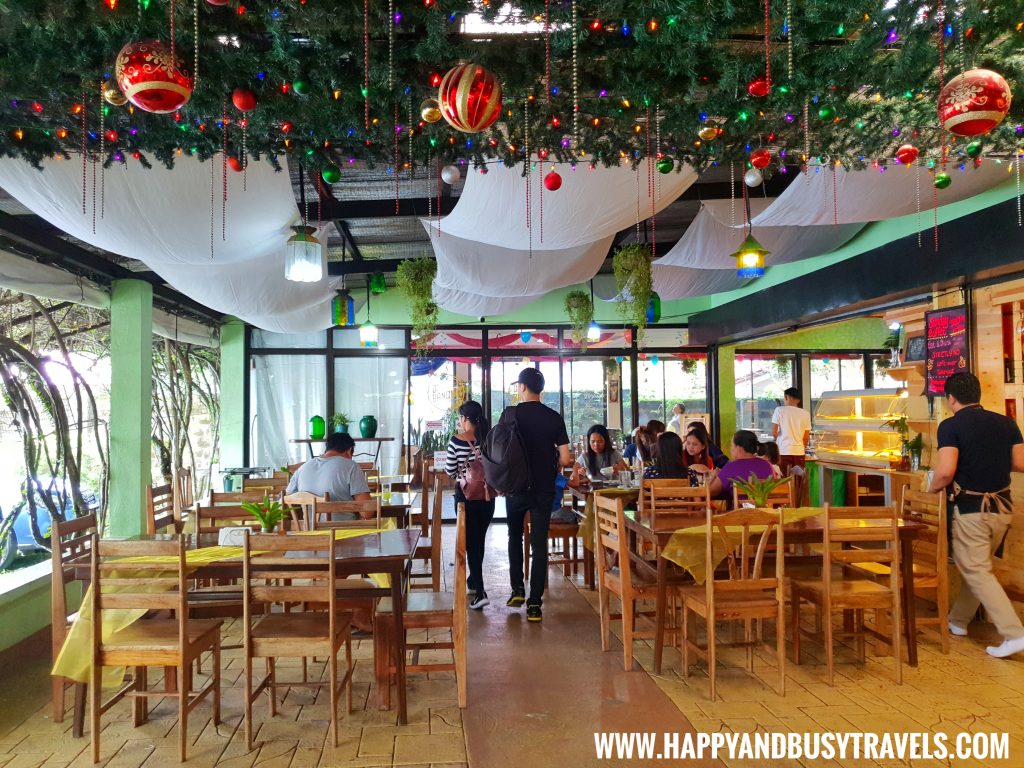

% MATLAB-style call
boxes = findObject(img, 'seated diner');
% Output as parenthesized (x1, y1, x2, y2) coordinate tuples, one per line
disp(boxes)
(706, 430, 775, 502)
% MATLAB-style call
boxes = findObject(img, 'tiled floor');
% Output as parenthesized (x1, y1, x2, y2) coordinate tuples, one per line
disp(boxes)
(3, 519, 1024, 768)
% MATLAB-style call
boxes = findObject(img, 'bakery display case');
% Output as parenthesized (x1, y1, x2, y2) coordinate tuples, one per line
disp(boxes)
(812, 388, 932, 469)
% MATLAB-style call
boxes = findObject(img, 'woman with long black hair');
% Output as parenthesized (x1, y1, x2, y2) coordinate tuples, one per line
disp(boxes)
(574, 424, 627, 482)
(444, 400, 495, 609)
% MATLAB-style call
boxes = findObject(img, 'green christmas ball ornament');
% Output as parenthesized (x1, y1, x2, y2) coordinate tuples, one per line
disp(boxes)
(292, 80, 310, 96)
(817, 106, 834, 120)
(934, 171, 952, 189)
(321, 164, 341, 184)
(966, 141, 983, 158)
(656, 157, 674, 174)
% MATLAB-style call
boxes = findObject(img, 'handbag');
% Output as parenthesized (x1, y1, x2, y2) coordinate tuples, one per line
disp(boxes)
(458, 441, 494, 501)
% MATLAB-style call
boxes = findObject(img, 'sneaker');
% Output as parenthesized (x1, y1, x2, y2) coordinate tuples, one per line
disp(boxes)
(469, 591, 489, 610)
(948, 621, 969, 637)
(526, 603, 542, 622)
(506, 588, 526, 608)
(986, 636, 1024, 658)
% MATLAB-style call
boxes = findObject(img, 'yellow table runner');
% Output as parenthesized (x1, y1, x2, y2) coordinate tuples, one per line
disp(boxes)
(661, 506, 824, 584)
(580, 488, 641, 551)
(54, 525, 394, 685)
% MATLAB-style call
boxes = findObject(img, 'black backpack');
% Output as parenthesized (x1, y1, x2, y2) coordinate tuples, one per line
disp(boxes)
(480, 406, 532, 494)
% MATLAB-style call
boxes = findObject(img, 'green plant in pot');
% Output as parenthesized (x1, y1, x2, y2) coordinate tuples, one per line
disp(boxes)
(396, 258, 438, 356)
(732, 475, 792, 508)
(612, 244, 653, 344)
(885, 415, 912, 470)
(564, 289, 594, 349)
(242, 495, 286, 533)
(330, 412, 351, 433)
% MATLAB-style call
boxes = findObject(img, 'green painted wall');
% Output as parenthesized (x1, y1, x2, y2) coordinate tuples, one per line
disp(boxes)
(220, 318, 246, 468)
(717, 317, 888, 441)
(108, 280, 153, 539)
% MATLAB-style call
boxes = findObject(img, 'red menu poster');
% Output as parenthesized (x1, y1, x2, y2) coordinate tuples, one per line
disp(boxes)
(925, 305, 970, 396)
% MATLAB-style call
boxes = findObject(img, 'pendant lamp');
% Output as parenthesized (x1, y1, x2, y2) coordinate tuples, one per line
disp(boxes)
(285, 166, 325, 282)
(733, 189, 770, 278)
(359, 284, 378, 347)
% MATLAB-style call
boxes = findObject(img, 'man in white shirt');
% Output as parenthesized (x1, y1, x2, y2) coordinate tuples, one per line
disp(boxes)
(771, 387, 812, 474)
(286, 432, 372, 503)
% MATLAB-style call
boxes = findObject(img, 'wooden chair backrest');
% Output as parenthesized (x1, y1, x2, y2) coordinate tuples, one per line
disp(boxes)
(732, 475, 795, 509)
(594, 494, 634, 593)
(52, 514, 97, 645)
(358, 461, 377, 473)
(282, 491, 327, 530)
(175, 468, 195, 510)
(413, 459, 432, 535)
(823, 505, 900, 605)
(454, 502, 467, 616)
(311, 499, 380, 529)
(146, 483, 177, 535)
(286, 462, 303, 474)
(900, 485, 947, 574)
(195, 503, 261, 535)
(640, 479, 710, 528)
(703, 506, 784, 611)
(429, 475, 444, 543)
(91, 535, 188, 615)
(242, 476, 288, 493)
(243, 532, 337, 628)
(209, 490, 278, 506)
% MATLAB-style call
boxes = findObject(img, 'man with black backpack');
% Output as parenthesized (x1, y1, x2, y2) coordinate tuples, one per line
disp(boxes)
(484, 367, 571, 622)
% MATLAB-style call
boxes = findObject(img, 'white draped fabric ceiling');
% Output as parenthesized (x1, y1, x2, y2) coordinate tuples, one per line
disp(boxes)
(0, 154, 340, 333)
(426, 160, 697, 315)
(653, 162, 1011, 300)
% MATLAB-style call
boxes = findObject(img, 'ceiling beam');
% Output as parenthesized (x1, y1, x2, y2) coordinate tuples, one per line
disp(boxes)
(0, 212, 224, 325)
(308, 196, 457, 221)
(328, 258, 405, 276)
(334, 220, 365, 261)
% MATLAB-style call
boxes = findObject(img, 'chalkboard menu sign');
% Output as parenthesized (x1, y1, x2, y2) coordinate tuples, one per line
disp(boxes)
(925, 305, 970, 396)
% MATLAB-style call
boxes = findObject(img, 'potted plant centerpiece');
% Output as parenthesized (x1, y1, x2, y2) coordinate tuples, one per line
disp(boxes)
(242, 495, 286, 533)
(732, 475, 793, 508)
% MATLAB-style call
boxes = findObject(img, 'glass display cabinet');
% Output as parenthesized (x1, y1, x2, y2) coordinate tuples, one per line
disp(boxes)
(812, 388, 932, 469)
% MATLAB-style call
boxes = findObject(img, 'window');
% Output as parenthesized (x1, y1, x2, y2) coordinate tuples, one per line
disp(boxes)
(808, 354, 868, 414)
(734, 354, 795, 438)
(333, 357, 407, 474)
(251, 355, 327, 469)
(635, 355, 708, 428)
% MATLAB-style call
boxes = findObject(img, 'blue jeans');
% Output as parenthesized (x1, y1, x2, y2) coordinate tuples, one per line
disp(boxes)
(505, 491, 554, 605)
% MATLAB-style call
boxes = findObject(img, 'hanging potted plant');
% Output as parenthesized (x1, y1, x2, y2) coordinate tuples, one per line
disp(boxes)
(396, 259, 439, 355)
(613, 244, 653, 344)
(564, 289, 594, 349)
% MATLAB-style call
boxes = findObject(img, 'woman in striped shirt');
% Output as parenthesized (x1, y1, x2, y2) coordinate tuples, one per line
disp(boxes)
(444, 400, 495, 609)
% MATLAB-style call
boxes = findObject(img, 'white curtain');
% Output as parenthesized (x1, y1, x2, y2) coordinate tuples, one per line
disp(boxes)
(0, 155, 341, 333)
(252, 354, 327, 470)
(333, 357, 407, 476)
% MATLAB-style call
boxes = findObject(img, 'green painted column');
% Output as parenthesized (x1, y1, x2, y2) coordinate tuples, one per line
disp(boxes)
(717, 346, 737, 445)
(108, 280, 153, 538)
(220, 318, 246, 469)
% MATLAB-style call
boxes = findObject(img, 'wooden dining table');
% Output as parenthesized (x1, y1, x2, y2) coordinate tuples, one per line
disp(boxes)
(67, 528, 421, 725)
(623, 510, 927, 675)
(371, 491, 419, 527)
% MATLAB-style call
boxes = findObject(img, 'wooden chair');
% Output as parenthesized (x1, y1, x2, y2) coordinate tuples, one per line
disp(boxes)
(89, 535, 222, 763)
(639, 479, 712, 529)
(242, 475, 289, 493)
(195, 502, 263, 535)
(375, 501, 467, 709)
(282, 491, 327, 531)
(732, 476, 795, 510)
(410, 460, 433, 537)
(594, 493, 663, 671)
(242, 532, 354, 750)
(523, 507, 582, 581)
(791, 505, 902, 686)
(409, 477, 443, 591)
(51, 514, 96, 736)
(209, 490, 275, 506)
(849, 486, 949, 653)
(145, 483, 179, 534)
(311, 499, 381, 530)
(175, 467, 197, 524)
(679, 507, 786, 700)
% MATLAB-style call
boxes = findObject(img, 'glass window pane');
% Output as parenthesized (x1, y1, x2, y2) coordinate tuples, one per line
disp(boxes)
(840, 357, 866, 390)
(333, 357, 407, 475)
(641, 327, 690, 348)
(637, 360, 667, 426)
(871, 355, 900, 388)
(734, 354, 794, 439)
(413, 330, 483, 351)
(562, 329, 630, 350)
(562, 359, 608, 442)
(333, 328, 405, 349)
(251, 329, 326, 349)
(252, 355, 327, 469)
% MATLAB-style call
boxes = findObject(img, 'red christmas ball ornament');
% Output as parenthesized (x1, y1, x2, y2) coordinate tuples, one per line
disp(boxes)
(544, 169, 562, 191)
(895, 144, 919, 165)
(749, 148, 772, 169)
(438, 63, 503, 133)
(939, 68, 1012, 137)
(115, 40, 193, 114)
(227, 156, 243, 172)
(747, 76, 771, 98)
(231, 87, 257, 112)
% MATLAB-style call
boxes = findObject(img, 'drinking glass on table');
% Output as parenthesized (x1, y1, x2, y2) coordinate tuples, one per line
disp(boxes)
(382, 480, 392, 502)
